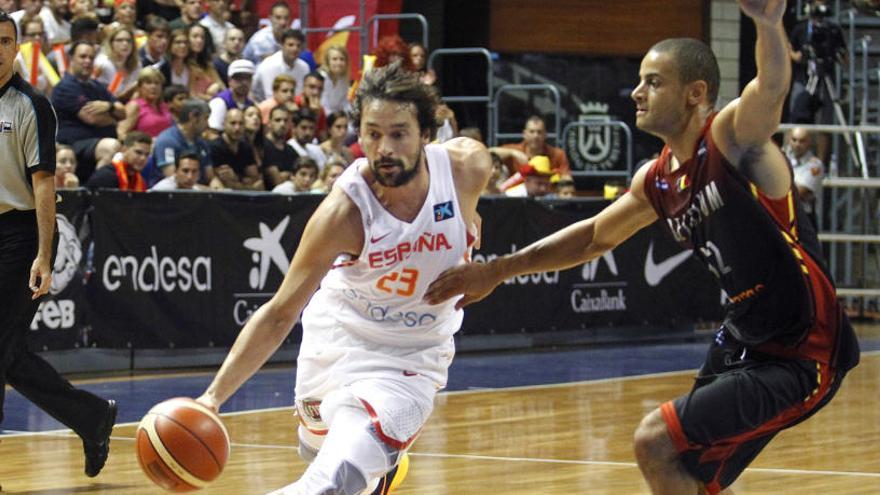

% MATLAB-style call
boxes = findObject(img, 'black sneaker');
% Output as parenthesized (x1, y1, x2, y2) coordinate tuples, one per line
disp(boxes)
(83, 399, 117, 477)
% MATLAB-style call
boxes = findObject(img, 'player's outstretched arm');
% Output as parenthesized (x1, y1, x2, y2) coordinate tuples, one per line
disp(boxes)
(716, 0, 788, 149)
(425, 163, 658, 309)
(197, 188, 363, 411)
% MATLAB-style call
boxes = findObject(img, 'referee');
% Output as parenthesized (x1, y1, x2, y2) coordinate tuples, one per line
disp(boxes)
(0, 12, 116, 477)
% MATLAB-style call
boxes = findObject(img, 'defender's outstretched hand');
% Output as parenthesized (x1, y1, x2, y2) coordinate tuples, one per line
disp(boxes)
(739, 0, 786, 26)
(424, 262, 501, 310)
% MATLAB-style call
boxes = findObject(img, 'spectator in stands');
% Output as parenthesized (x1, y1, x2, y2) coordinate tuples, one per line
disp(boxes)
(93, 25, 141, 100)
(118, 67, 174, 139)
(243, 0, 291, 63)
(372, 34, 415, 71)
(435, 103, 458, 143)
(213, 27, 245, 86)
(52, 41, 123, 183)
(208, 58, 254, 132)
(0, 0, 15, 14)
(257, 74, 298, 124)
(318, 45, 351, 115)
(136, 0, 177, 25)
(287, 108, 326, 169)
(243, 104, 264, 164)
(320, 111, 354, 164)
(784, 127, 825, 228)
(209, 108, 263, 190)
(163, 84, 190, 121)
(68, 0, 96, 22)
(505, 155, 557, 198)
(459, 126, 484, 144)
(10, 0, 41, 36)
(555, 175, 576, 198)
(272, 157, 318, 194)
(107, 0, 143, 38)
(187, 23, 224, 101)
(252, 28, 308, 102)
(169, 0, 202, 31)
(13, 15, 53, 96)
(199, 0, 233, 49)
(85, 131, 151, 191)
(491, 115, 570, 190)
(262, 105, 297, 189)
(150, 98, 214, 184)
(55, 144, 80, 189)
(39, 0, 69, 46)
(158, 28, 192, 89)
(312, 157, 345, 193)
(47, 16, 98, 76)
(294, 71, 327, 137)
(150, 150, 207, 190)
(482, 151, 507, 195)
(139, 17, 169, 67)
(409, 42, 436, 86)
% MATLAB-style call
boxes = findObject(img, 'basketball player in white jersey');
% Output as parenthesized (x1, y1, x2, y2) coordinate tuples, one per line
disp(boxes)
(196, 61, 492, 495)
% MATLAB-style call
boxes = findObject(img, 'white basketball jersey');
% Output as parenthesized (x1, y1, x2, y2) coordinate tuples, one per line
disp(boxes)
(301, 144, 468, 347)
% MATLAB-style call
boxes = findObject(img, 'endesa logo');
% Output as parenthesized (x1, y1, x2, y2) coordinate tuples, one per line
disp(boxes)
(102, 246, 212, 292)
(367, 232, 452, 269)
(471, 244, 559, 285)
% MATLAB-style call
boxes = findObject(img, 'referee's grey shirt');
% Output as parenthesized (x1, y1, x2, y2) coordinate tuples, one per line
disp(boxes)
(0, 73, 57, 215)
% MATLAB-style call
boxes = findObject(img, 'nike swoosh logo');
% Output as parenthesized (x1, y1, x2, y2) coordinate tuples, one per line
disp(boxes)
(370, 232, 390, 243)
(644, 241, 693, 287)
(402, 371, 418, 377)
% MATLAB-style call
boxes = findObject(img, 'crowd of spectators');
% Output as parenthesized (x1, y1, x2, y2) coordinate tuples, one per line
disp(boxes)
(5, 0, 586, 198)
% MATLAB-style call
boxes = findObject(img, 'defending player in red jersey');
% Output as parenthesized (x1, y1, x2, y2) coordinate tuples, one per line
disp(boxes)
(425, 1, 859, 493)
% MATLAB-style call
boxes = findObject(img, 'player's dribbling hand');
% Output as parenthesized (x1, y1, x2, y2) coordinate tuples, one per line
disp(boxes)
(738, 0, 785, 26)
(195, 393, 220, 414)
(424, 262, 500, 310)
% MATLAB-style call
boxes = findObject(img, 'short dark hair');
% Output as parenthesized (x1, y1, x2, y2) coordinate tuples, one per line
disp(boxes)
(145, 16, 171, 36)
(123, 131, 153, 148)
(0, 11, 18, 44)
(68, 40, 95, 58)
(281, 28, 304, 44)
(649, 38, 720, 105)
(175, 149, 201, 167)
(293, 157, 319, 174)
(293, 108, 317, 126)
(179, 99, 211, 124)
(270, 1, 291, 14)
(351, 61, 440, 137)
(304, 70, 324, 83)
(326, 111, 348, 128)
(163, 84, 189, 103)
(70, 17, 99, 42)
(269, 104, 290, 120)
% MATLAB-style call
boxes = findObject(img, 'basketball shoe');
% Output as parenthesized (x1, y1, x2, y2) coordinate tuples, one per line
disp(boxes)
(370, 453, 409, 495)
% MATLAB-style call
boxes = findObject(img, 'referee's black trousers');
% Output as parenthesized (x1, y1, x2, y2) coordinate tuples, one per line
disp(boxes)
(0, 209, 108, 441)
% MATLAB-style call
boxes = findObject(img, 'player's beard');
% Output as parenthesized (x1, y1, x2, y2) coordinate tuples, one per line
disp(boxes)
(372, 147, 422, 187)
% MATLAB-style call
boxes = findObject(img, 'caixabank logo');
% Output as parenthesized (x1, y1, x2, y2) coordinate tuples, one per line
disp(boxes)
(570, 250, 627, 314)
(233, 216, 292, 325)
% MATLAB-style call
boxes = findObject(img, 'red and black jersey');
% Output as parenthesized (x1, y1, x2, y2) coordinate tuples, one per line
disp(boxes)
(643, 114, 858, 370)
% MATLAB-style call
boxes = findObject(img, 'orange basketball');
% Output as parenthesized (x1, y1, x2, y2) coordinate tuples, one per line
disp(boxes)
(136, 397, 230, 492)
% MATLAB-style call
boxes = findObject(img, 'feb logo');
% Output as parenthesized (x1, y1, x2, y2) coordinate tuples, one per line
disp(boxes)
(433, 201, 454, 222)
(566, 101, 622, 172)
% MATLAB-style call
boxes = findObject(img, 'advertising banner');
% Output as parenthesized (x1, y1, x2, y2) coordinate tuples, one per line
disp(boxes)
(47, 191, 722, 350)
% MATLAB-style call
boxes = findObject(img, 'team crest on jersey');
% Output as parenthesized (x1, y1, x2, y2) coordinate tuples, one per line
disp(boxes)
(433, 201, 454, 222)
(0, 121, 12, 133)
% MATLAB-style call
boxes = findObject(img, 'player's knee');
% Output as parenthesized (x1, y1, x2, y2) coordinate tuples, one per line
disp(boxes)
(325, 459, 368, 495)
(633, 409, 674, 463)
(298, 427, 324, 463)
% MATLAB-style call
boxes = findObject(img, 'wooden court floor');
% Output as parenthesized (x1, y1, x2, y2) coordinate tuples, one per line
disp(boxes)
(1, 353, 878, 494)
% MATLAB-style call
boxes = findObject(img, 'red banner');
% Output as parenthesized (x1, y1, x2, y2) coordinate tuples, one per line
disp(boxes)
(250, 0, 403, 72)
